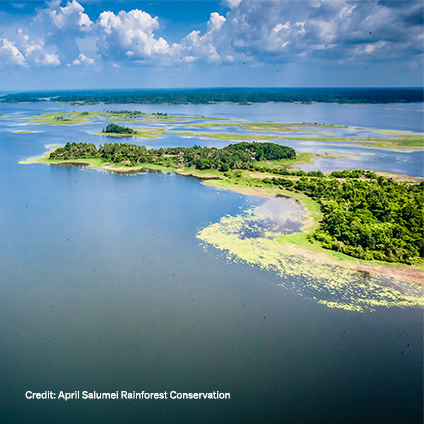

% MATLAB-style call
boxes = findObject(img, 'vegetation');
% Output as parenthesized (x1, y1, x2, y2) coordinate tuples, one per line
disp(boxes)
(54, 115, 71, 122)
(46, 141, 423, 265)
(262, 172, 423, 264)
(49, 141, 296, 170)
(102, 123, 136, 135)
(105, 110, 146, 117)
(2, 88, 423, 104)
(15, 110, 423, 151)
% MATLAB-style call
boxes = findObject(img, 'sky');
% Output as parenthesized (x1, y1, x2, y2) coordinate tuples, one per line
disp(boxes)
(0, 0, 422, 91)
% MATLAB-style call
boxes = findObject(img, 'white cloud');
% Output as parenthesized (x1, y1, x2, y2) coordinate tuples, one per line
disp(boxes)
(208, 12, 226, 32)
(222, 0, 242, 10)
(47, 0, 92, 32)
(204, 0, 424, 65)
(0, 38, 26, 66)
(31, 0, 94, 65)
(96, 9, 169, 61)
(169, 12, 227, 64)
(72, 53, 94, 66)
(35, 52, 60, 66)
(0, 0, 422, 76)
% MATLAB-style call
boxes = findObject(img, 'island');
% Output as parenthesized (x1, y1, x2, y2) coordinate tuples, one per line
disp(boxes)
(23, 140, 424, 290)
(101, 123, 137, 136)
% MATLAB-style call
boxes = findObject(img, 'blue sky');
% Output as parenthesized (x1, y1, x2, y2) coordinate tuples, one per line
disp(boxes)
(0, 0, 422, 90)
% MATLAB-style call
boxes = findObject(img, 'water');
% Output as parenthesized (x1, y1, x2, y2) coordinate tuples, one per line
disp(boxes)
(5, 101, 423, 177)
(0, 102, 422, 423)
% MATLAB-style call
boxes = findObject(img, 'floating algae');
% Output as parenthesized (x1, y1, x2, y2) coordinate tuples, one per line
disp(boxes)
(197, 197, 424, 312)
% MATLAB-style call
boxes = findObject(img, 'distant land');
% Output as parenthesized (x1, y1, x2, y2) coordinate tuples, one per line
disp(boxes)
(1, 87, 423, 105)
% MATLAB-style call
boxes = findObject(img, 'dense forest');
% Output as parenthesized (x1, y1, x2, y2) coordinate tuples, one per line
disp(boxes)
(102, 123, 136, 135)
(49, 141, 296, 171)
(2, 88, 423, 104)
(48, 141, 423, 265)
(263, 174, 423, 264)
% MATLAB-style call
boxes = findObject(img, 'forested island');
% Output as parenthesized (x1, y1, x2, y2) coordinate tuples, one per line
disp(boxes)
(49, 140, 296, 170)
(40, 141, 424, 266)
(3, 87, 423, 104)
(102, 123, 136, 135)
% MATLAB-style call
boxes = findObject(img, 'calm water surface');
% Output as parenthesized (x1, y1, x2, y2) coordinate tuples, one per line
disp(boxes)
(0, 102, 422, 423)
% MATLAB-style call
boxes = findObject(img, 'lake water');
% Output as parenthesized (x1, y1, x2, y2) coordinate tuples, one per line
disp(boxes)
(0, 102, 422, 423)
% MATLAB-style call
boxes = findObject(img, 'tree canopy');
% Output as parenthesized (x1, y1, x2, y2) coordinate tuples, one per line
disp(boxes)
(49, 141, 296, 170)
(102, 123, 136, 135)
(264, 174, 424, 264)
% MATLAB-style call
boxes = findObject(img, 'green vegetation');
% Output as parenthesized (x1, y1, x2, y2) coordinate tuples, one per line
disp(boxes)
(43, 141, 424, 266)
(183, 121, 335, 134)
(102, 123, 136, 135)
(262, 171, 424, 264)
(48, 141, 296, 170)
(22, 111, 104, 125)
(3, 88, 423, 104)
(173, 131, 424, 150)
(54, 115, 72, 122)
(17, 110, 221, 127)
(20, 138, 424, 304)
(14, 110, 423, 151)
(105, 110, 146, 117)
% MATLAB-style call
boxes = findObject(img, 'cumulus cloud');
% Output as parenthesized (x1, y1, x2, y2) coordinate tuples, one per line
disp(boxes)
(46, 0, 92, 32)
(72, 53, 94, 66)
(0, 27, 62, 68)
(215, 0, 424, 65)
(96, 9, 169, 62)
(32, 0, 94, 65)
(169, 12, 230, 64)
(0, 0, 422, 74)
(0, 38, 26, 67)
(35, 52, 60, 66)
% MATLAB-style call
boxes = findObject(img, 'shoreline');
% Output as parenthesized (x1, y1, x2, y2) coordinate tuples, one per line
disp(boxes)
(202, 179, 424, 286)
(21, 154, 424, 287)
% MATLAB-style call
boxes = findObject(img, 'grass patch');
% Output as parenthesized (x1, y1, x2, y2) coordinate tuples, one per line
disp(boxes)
(21, 111, 104, 125)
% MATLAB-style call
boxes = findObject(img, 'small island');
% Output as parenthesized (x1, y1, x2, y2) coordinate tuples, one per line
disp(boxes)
(101, 123, 137, 136)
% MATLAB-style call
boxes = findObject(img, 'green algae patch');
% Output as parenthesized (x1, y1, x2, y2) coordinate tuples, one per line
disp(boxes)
(12, 130, 41, 133)
(197, 202, 424, 312)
